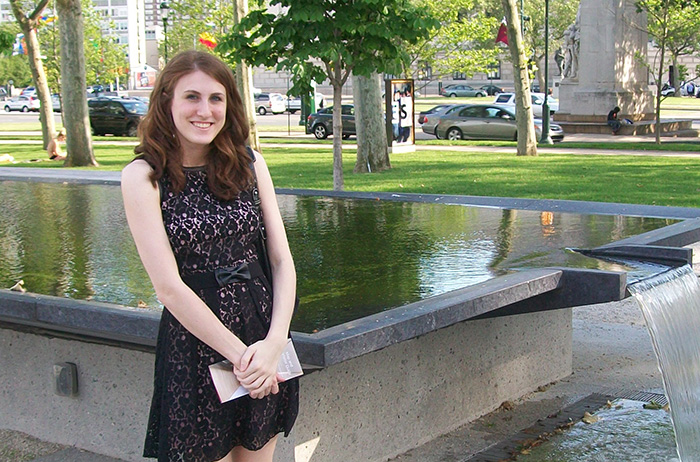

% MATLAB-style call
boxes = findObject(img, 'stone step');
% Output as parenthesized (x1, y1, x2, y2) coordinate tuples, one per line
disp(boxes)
(554, 119, 693, 135)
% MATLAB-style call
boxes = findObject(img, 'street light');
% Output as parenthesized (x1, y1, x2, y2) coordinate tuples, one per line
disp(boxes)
(539, 0, 553, 145)
(160, 2, 170, 63)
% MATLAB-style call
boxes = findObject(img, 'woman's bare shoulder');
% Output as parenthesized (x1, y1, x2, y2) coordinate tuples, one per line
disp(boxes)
(121, 159, 155, 188)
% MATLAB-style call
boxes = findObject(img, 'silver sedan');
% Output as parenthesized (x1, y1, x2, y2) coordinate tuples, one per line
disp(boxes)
(435, 104, 564, 142)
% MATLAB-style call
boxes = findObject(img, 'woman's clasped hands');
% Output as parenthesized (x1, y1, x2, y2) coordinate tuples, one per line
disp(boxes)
(234, 337, 287, 399)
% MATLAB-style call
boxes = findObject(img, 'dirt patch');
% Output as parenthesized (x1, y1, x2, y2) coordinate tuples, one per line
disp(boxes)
(0, 429, 66, 462)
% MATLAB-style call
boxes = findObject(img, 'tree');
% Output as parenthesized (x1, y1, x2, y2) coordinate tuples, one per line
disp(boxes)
(0, 23, 16, 56)
(353, 73, 390, 173)
(9, 0, 56, 149)
(407, 0, 501, 85)
(648, 2, 700, 95)
(159, 0, 236, 60)
(0, 55, 32, 88)
(635, 0, 697, 144)
(38, 0, 128, 94)
(56, 0, 97, 166)
(82, 2, 129, 89)
(501, 0, 537, 156)
(221, 0, 438, 190)
(232, 0, 260, 153)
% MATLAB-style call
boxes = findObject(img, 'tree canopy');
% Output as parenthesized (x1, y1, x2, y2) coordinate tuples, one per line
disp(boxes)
(407, 0, 501, 82)
(219, 0, 438, 190)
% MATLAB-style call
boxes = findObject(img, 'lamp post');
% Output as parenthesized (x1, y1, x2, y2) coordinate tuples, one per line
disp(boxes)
(539, 0, 553, 144)
(160, 2, 170, 64)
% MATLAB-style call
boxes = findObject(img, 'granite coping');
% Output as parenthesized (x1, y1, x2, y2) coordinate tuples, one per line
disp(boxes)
(0, 266, 626, 369)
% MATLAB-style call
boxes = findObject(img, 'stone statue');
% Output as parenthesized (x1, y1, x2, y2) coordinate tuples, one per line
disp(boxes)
(562, 9, 581, 79)
(554, 47, 565, 76)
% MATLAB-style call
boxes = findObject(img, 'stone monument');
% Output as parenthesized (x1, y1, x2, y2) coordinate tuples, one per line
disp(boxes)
(555, 0, 654, 125)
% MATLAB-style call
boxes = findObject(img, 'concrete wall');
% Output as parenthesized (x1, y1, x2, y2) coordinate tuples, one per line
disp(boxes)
(0, 308, 572, 462)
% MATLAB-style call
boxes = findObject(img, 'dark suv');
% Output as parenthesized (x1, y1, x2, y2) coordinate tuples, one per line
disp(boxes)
(306, 105, 356, 139)
(88, 97, 148, 136)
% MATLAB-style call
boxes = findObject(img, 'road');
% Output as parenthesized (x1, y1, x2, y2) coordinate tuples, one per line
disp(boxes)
(3, 108, 697, 142)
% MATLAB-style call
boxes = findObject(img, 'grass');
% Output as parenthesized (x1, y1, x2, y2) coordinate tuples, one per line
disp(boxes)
(2, 142, 700, 208)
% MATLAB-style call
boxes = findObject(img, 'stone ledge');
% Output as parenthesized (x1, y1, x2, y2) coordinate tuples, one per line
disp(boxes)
(554, 119, 693, 135)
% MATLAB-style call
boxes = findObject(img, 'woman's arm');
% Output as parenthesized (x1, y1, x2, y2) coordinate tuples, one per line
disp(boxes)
(121, 160, 248, 367)
(235, 152, 297, 398)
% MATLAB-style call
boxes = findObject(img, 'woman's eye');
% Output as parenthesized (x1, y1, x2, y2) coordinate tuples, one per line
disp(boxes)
(186, 94, 199, 100)
(211, 95, 224, 102)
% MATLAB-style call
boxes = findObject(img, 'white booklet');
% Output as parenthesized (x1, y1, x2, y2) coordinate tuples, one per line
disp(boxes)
(209, 338, 303, 403)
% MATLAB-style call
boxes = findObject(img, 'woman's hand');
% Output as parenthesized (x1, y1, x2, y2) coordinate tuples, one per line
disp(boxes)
(234, 337, 287, 399)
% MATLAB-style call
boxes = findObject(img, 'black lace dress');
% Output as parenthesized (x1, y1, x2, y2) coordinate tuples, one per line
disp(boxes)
(143, 167, 299, 462)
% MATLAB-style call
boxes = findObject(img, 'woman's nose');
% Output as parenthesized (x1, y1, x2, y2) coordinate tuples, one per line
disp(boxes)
(196, 101, 212, 116)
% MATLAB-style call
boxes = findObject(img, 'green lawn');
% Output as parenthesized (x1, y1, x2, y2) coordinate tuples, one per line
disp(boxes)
(2, 143, 699, 208)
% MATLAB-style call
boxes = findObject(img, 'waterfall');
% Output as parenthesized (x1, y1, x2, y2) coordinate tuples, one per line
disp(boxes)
(628, 265, 700, 462)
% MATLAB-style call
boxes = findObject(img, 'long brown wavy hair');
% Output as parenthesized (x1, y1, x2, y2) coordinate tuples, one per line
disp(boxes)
(135, 50, 252, 200)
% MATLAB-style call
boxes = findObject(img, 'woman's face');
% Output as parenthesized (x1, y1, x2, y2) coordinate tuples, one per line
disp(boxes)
(170, 70, 227, 157)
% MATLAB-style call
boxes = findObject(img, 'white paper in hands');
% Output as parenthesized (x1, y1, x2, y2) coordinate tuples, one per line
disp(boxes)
(208, 338, 303, 403)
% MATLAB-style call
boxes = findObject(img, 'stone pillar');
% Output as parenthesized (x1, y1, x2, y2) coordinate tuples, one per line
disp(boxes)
(556, 0, 654, 123)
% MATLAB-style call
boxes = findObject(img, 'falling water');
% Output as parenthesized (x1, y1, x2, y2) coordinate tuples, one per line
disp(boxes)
(628, 265, 700, 462)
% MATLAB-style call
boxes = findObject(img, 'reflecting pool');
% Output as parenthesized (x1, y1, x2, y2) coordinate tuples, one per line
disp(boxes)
(0, 181, 677, 333)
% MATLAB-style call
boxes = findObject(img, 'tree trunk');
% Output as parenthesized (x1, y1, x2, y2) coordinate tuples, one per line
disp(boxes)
(57, 0, 97, 166)
(352, 73, 390, 173)
(331, 74, 344, 190)
(501, 0, 537, 156)
(10, 0, 55, 150)
(671, 55, 679, 96)
(536, 55, 545, 92)
(233, 0, 260, 152)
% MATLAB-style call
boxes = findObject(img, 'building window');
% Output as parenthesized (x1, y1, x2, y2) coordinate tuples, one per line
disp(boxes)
(453, 72, 466, 80)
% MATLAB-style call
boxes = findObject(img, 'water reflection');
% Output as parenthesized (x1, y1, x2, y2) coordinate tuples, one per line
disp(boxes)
(0, 181, 677, 333)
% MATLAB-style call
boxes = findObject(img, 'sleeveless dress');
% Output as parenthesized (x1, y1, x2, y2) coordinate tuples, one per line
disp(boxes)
(143, 167, 299, 462)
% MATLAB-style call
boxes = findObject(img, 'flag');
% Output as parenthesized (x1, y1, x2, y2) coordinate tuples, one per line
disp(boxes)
(198, 32, 217, 50)
(496, 21, 508, 45)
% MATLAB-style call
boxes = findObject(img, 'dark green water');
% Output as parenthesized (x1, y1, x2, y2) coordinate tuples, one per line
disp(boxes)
(0, 181, 676, 333)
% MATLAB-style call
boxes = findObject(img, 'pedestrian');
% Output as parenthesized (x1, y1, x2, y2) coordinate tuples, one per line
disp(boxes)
(607, 106, 621, 135)
(121, 50, 299, 462)
(47, 129, 66, 160)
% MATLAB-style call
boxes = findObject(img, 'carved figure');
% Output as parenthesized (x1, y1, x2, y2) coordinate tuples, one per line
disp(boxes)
(554, 47, 565, 76)
(562, 5, 582, 80)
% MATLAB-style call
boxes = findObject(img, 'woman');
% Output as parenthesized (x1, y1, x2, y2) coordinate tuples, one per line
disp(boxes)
(121, 50, 299, 462)
(47, 129, 66, 160)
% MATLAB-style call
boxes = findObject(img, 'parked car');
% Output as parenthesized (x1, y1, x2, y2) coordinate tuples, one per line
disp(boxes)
(434, 104, 564, 142)
(660, 84, 676, 97)
(531, 84, 552, 95)
(3, 95, 40, 112)
(418, 104, 457, 125)
(493, 92, 559, 117)
(479, 84, 505, 96)
(285, 96, 301, 113)
(51, 94, 61, 112)
(88, 97, 148, 136)
(255, 92, 285, 115)
(20, 86, 36, 97)
(440, 84, 487, 98)
(420, 104, 466, 137)
(306, 105, 356, 139)
(87, 84, 105, 94)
